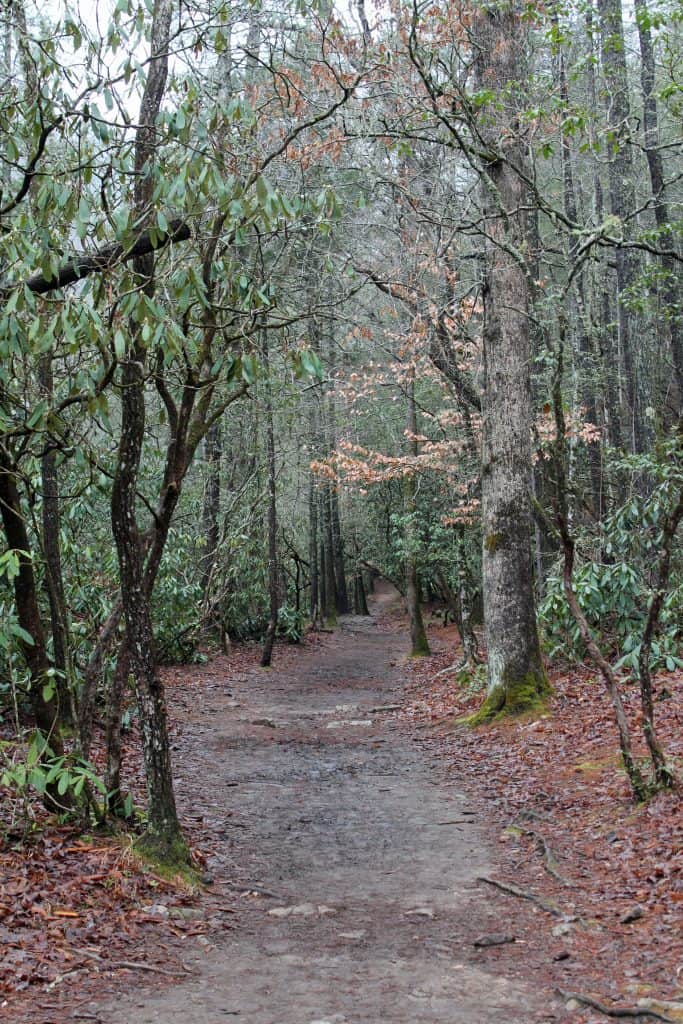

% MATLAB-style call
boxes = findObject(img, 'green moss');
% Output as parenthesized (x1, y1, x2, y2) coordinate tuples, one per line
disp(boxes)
(484, 532, 502, 553)
(457, 668, 552, 726)
(134, 829, 197, 883)
(573, 757, 616, 775)
(410, 638, 431, 658)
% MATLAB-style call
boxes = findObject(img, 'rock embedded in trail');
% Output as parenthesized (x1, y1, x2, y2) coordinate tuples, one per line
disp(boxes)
(404, 906, 435, 919)
(325, 719, 373, 729)
(267, 903, 337, 918)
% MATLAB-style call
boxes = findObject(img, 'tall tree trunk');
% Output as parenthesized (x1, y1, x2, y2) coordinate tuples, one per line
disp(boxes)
(308, 472, 321, 626)
(353, 570, 370, 616)
(556, 40, 604, 519)
(471, 2, 548, 719)
(260, 334, 279, 667)
(585, 1, 624, 459)
(634, 0, 683, 414)
(597, 0, 646, 452)
(38, 354, 72, 724)
(201, 419, 221, 635)
(326, 346, 350, 614)
(112, 355, 185, 859)
(329, 483, 348, 612)
(321, 486, 337, 625)
(0, 446, 68, 806)
(104, 641, 131, 817)
(110, 0, 188, 865)
(404, 382, 430, 657)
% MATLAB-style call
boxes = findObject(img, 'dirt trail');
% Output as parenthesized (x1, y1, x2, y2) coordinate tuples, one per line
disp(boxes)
(93, 589, 550, 1023)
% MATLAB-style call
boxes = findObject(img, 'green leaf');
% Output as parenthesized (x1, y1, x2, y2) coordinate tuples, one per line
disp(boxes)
(10, 622, 35, 646)
(241, 354, 257, 384)
(27, 401, 48, 429)
(114, 329, 126, 359)
(29, 768, 47, 794)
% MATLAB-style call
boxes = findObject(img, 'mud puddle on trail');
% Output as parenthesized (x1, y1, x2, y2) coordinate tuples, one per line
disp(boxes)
(93, 607, 550, 1024)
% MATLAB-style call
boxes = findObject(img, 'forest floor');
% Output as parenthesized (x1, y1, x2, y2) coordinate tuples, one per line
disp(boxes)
(1, 582, 682, 1023)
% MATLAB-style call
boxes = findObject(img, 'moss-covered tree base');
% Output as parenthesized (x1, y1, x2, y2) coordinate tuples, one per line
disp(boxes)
(458, 670, 552, 726)
(134, 828, 196, 882)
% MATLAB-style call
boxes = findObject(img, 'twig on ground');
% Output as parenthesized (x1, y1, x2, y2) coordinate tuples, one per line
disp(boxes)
(81, 949, 185, 976)
(433, 661, 465, 679)
(476, 875, 565, 917)
(111, 960, 185, 976)
(556, 990, 676, 1022)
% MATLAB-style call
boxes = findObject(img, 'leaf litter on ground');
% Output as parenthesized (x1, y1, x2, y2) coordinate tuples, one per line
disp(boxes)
(403, 618, 682, 1022)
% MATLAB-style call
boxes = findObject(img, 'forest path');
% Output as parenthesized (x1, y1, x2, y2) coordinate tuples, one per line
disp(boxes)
(94, 587, 550, 1023)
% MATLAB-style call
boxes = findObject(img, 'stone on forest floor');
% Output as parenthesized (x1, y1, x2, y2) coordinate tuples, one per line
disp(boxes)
(268, 902, 322, 918)
(404, 907, 435, 918)
(472, 934, 516, 948)
(290, 903, 317, 916)
(620, 905, 645, 924)
(326, 720, 373, 729)
(142, 904, 170, 918)
(168, 906, 203, 920)
(267, 906, 293, 918)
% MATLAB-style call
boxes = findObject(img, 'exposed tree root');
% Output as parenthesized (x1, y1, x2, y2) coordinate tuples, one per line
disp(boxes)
(557, 989, 676, 1022)
(476, 875, 565, 917)
(518, 825, 571, 886)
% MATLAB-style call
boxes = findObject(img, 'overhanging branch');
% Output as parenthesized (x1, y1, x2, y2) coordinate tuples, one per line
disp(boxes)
(6, 218, 191, 298)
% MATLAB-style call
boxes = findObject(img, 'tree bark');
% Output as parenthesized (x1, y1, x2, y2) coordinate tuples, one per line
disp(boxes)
(471, 2, 548, 718)
(556, 38, 604, 519)
(597, 0, 646, 452)
(353, 571, 370, 616)
(404, 382, 430, 657)
(0, 445, 68, 807)
(110, 0, 188, 865)
(308, 471, 321, 626)
(634, 0, 683, 414)
(260, 334, 279, 667)
(104, 641, 132, 817)
(326, 347, 350, 614)
(38, 354, 72, 724)
(320, 486, 337, 625)
(200, 419, 221, 636)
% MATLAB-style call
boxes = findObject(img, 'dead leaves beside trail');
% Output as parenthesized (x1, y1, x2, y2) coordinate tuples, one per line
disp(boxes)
(0, 636, 321, 1016)
(0, 822, 209, 1002)
(405, 622, 683, 1020)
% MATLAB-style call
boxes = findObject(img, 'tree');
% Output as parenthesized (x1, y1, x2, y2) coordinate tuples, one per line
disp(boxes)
(468, 0, 549, 716)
